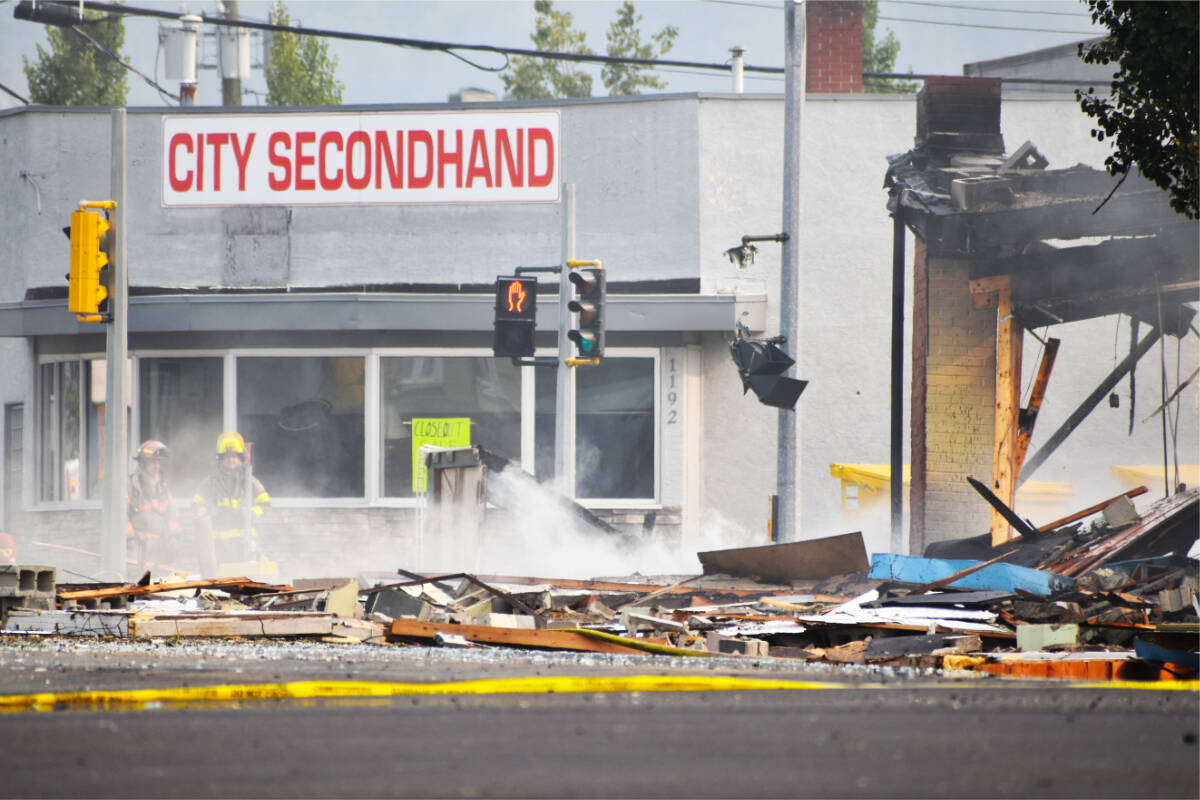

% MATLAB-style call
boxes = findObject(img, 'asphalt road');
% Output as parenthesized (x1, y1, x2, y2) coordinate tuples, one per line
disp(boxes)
(0, 639, 1196, 799)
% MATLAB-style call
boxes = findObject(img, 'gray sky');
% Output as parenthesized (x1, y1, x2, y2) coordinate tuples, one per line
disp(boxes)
(0, 0, 1105, 108)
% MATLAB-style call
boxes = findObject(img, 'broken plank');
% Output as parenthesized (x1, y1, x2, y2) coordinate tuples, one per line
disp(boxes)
(388, 618, 648, 654)
(1014, 338, 1060, 475)
(59, 577, 291, 601)
(1036, 486, 1148, 533)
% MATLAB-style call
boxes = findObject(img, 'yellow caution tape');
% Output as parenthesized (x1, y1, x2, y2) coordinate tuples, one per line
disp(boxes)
(0, 672, 1192, 712)
(0, 675, 839, 711)
(562, 628, 714, 657)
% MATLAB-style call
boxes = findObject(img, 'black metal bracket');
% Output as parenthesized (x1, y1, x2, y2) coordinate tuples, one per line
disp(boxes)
(511, 357, 559, 368)
(514, 265, 562, 276)
(740, 233, 789, 246)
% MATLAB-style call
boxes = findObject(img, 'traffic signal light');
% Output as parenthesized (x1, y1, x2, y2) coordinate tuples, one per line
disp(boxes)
(493, 276, 537, 358)
(567, 267, 605, 359)
(729, 336, 808, 410)
(67, 209, 111, 323)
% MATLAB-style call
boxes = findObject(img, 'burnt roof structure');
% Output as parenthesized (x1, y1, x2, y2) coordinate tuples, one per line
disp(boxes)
(883, 76, 1199, 554)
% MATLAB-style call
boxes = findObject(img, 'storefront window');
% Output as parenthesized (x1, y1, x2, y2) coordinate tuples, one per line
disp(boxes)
(139, 357, 224, 501)
(236, 356, 365, 498)
(576, 358, 655, 499)
(39, 361, 81, 502)
(536, 356, 656, 500)
(380, 356, 521, 497)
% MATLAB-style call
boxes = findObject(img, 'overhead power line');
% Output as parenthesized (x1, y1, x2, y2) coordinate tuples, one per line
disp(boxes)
(882, 1, 1096, 17)
(21, 0, 785, 75)
(706, 0, 1099, 34)
(878, 15, 1098, 35)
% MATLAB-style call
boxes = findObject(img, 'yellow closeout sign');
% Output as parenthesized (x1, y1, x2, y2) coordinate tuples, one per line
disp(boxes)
(412, 417, 471, 492)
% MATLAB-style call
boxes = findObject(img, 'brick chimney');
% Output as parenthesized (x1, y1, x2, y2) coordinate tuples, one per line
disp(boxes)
(807, 1, 863, 93)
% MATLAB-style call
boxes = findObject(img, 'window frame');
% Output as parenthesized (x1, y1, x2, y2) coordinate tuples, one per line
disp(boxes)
(35, 353, 102, 509)
(36, 345, 662, 510)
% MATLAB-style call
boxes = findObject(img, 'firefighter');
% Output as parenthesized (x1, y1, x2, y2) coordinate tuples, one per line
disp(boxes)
(192, 431, 272, 577)
(126, 440, 180, 576)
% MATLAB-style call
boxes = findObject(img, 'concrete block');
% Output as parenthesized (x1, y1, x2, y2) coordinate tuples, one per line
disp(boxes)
(1102, 496, 1141, 527)
(0, 564, 56, 596)
(950, 175, 1014, 210)
(1016, 623, 1081, 652)
(706, 632, 769, 657)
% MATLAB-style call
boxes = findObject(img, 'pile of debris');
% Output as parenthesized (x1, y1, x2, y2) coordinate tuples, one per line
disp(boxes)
(2, 485, 1196, 682)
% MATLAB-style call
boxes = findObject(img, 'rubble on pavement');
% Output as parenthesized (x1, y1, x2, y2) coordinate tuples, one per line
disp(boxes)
(2, 487, 1196, 683)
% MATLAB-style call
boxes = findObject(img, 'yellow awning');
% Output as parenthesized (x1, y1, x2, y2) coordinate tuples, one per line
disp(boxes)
(1111, 464, 1200, 489)
(829, 463, 1074, 497)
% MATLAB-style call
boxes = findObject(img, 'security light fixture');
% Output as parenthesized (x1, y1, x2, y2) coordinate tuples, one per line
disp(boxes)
(728, 317, 807, 410)
(723, 233, 789, 270)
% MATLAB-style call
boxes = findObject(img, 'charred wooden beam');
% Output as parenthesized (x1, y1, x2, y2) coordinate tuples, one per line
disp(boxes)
(1018, 327, 1161, 485)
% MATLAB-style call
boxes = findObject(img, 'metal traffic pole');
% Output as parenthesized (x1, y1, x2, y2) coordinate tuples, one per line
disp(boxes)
(100, 107, 129, 580)
(776, 1, 805, 543)
(554, 183, 577, 495)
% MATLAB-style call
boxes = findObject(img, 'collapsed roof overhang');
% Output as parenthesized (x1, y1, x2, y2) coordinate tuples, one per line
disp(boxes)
(886, 148, 1198, 333)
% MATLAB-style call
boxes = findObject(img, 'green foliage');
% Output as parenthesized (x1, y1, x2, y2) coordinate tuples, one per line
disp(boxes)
(265, 1, 344, 106)
(861, 0, 916, 94)
(1077, 1, 1198, 218)
(502, 0, 594, 99)
(602, 2, 678, 96)
(22, 11, 128, 106)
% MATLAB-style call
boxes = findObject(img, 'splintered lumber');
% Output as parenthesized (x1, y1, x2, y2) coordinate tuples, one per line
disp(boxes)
(388, 618, 648, 654)
(1013, 338, 1060, 475)
(991, 279, 1023, 546)
(1036, 486, 1148, 533)
(58, 577, 291, 601)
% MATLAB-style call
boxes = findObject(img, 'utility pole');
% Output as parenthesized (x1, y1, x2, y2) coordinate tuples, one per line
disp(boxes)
(100, 108, 129, 580)
(554, 183, 577, 495)
(221, 0, 243, 106)
(776, 1, 805, 543)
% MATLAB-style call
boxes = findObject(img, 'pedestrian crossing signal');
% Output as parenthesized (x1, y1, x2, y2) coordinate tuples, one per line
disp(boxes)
(493, 276, 537, 358)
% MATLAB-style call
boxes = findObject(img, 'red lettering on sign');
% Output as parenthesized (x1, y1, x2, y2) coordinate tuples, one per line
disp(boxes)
(437, 129, 463, 189)
(408, 130, 433, 189)
(231, 133, 255, 191)
(495, 128, 523, 188)
(206, 133, 229, 191)
(196, 132, 205, 191)
(375, 131, 403, 190)
(346, 131, 371, 190)
(295, 131, 316, 191)
(528, 128, 554, 188)
(268, 132, 292, 191)
(319, 131, 344, 191)
(465, 129, 492, 188)
(168, 133, 193, 192)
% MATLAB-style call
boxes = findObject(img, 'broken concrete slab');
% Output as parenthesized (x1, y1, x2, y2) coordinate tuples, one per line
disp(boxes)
(697, 532, 869, 584)
(3, 609, 129, 636)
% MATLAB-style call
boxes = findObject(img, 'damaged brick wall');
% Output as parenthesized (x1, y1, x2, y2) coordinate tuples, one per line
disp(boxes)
(807, 1, 863, 94)
(911, 246, 996, 551)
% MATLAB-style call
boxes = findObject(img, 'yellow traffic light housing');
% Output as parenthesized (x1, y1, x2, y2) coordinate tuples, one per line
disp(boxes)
(66, 203, 115, 323)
